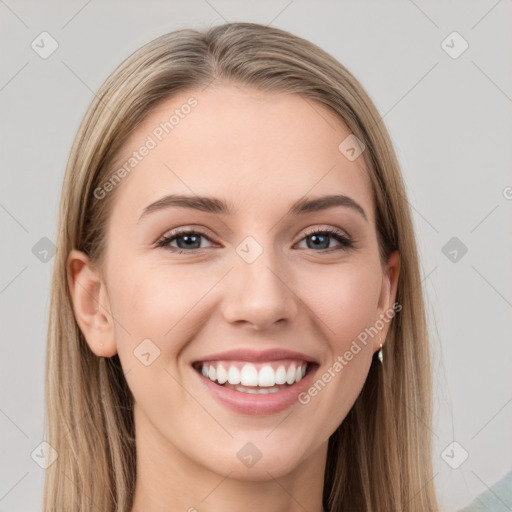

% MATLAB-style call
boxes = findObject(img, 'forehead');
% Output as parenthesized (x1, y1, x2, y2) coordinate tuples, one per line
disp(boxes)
(107, 84, 374, 227)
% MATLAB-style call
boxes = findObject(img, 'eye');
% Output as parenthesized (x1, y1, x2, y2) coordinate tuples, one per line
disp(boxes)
(156, 227, 354, 254)
(296, 227, 354, 252)
(156, 229, 216, 254)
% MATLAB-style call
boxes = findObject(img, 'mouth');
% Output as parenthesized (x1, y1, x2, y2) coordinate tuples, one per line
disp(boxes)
(192, 359, 315, 394)
(191, 350, 319, 415)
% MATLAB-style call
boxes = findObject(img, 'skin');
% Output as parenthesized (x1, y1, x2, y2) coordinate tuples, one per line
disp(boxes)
(68, 84, 399, 512)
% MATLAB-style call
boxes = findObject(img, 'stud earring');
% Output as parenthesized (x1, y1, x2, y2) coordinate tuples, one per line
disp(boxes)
(378, 343, 383, 363)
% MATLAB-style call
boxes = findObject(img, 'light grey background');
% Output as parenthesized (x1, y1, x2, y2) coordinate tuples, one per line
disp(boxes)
(1, 1, 511, 510)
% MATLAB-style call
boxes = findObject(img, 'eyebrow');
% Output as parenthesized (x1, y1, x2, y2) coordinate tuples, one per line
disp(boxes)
(138, 193, 368, 223)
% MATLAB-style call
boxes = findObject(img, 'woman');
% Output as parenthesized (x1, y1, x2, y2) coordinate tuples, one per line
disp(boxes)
(43, 22, 439, 511)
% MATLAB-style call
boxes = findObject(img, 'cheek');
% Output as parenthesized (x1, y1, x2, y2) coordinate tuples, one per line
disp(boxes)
(106, 259, 205, 382)
(294, 264, 381, 429)
(110, 259, 201, 337)
(300, 261, 381, 351)
(107, 262, 202, 414)
(109, 255, 382, 369)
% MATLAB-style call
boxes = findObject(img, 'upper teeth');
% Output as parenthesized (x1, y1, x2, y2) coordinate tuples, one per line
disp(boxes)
(198, 361, 307, 387)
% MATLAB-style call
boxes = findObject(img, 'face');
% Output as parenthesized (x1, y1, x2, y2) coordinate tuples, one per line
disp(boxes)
(69, 84, 399, 482)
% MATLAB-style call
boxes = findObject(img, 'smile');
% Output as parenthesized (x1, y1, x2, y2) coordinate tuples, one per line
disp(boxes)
(191, 349, 319, 415)
(193, 360, 310, 394)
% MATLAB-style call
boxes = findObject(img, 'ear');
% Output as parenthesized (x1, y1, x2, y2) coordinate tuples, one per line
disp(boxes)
(373, 250, 400, 353)
(67, 249, 117, 357)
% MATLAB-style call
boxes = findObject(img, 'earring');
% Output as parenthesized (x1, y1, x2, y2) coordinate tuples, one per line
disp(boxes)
(378, 342, 384, 363)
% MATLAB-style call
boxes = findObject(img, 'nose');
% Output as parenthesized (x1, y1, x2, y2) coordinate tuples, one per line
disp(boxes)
(221, 245, 299, 331)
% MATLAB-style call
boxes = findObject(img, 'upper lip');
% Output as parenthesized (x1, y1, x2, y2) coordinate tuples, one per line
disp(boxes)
(193, 348, 318, 364)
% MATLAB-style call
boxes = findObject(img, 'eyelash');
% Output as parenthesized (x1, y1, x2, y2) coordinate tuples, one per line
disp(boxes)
(155, 227, 354, 255)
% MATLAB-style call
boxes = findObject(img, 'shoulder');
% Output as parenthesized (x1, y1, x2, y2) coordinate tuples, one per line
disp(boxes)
(458, 469, 512, 512)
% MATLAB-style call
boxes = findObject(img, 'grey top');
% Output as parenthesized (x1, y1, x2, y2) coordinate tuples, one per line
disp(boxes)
(458, 469, 512, 512)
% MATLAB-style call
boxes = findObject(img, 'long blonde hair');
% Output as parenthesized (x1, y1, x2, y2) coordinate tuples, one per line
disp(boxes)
(44, 22, 439, 511)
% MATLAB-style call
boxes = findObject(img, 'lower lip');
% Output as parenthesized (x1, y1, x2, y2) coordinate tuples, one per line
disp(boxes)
(194, 364, 317, 416)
